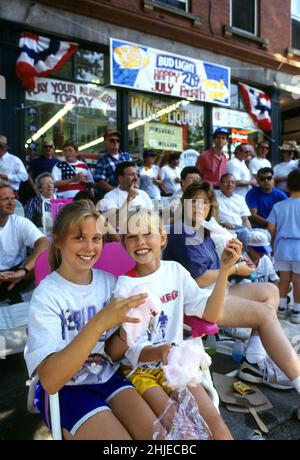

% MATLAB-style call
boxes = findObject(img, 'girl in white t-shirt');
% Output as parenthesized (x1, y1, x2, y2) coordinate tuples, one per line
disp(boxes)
(24, 200, 157, 440)
(106, 208, 243, 440)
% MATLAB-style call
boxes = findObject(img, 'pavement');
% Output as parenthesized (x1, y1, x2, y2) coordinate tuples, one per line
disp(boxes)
(0, 319, 300, 440)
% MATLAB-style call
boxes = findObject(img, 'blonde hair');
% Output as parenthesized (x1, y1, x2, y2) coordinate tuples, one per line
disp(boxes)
(121, 208, 164, 244)
(49, 200, 101, 271)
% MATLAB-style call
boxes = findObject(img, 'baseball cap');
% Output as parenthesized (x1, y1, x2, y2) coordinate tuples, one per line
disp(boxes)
(213, 127, 230, 138)
(0, 135, 8, 147)
(103, 129, 121, 140)
(247, 230, 272, 254)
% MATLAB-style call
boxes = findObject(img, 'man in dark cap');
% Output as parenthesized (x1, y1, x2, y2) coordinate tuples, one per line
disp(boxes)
(196, 127, 229, 188)
(94, 129, 132, 194)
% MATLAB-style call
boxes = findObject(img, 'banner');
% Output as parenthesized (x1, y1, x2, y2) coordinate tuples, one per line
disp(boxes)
(110, 38, 230, 106)
(16, 32, 77, 90)
(26, 77, 117, 110)
(144, 122, 183, 151)
(239, 83, 272, 131)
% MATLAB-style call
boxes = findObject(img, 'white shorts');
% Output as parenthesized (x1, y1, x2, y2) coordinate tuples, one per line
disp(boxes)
(275, 260, 300, 275)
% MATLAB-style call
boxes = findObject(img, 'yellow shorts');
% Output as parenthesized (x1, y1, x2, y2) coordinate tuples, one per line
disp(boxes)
(121, 365, 173, 396)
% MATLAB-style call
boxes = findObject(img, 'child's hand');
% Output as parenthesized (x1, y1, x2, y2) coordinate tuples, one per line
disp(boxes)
(99, 294, 147, 330)
(235, 261, 255, 276)
(220, 239, 242, 273)
(157, 343, 173, 365)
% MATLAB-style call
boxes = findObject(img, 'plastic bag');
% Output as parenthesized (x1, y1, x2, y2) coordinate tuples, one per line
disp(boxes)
(203, 217, 236, 257)
(162, 338, 211, 390)
(153, 388, 213, 440)
(116, 283, 160, 348)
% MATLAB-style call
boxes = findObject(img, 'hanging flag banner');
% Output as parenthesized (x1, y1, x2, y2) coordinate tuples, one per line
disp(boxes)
(110, 38, 230, 106)
(16, 32, 77, 91)
(239, 82, 272, 131)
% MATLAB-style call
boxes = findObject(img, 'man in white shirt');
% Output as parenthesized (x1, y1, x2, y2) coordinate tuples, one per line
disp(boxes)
(160, 153, 182, 195)
(226, 143, 256, 197)
(0, 184, 49, 304)
(249, 141, 272, 179)
(273, 142, 298, 192)
(0, 135, 28, 195)
(216, 174, 252, 249)
(97, 161, 153, 234)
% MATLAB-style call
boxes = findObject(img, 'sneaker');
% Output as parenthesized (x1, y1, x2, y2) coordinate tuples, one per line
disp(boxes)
(290, 310, 300, 324)
(238, 357, 294, 390)
(278, 307, 288, 320)
(219, 327, 251, 341)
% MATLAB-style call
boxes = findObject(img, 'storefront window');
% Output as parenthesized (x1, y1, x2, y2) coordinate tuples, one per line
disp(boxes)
(128, 91, 204, 161)
(213, 106, 263, 157)
(25, 77, 117, 158)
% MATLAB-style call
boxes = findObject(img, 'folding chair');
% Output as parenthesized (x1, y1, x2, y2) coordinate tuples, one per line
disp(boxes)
(50, 198, 73, 222)
(41, 199, 52, 237)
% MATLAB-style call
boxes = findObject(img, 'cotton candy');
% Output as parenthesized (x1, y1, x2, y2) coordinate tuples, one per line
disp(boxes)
(121, 284, 160, 348)
(163, 339, 211, 390)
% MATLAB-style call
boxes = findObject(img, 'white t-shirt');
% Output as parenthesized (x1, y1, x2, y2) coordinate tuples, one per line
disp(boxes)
(0, 215, 44, 270)
(248, 157, 271, 176)
(98, 187, 154, 213)
(216, 191, 251, 226)
(24, 269, 118, 384)
(138, 165, 161, 200)
(255, 255, 279, 283)
(161, 165, 182, 194)
(273, 160, 298, 191)
(226, 157, 251, 197)
(114, 260, 213, 368)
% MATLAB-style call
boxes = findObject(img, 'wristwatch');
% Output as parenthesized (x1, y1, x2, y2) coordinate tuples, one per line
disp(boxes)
(18, 265, 29, 275)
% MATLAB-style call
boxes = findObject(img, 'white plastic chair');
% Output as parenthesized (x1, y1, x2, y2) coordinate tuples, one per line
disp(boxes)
(14, 200, 25, 217)
(41, 199, 52, 237)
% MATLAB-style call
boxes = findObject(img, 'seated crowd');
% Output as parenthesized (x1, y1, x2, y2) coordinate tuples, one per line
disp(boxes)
(1, 130, 300, 441)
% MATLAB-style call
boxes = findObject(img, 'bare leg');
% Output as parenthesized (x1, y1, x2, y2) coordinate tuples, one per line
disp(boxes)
(218, 286, 300, 380)
(292, 273, 300, 304)
(142, 386, 170, 417)
(188, 384, 233, 440)
(63, 409, 132, 440)
(108, 387, 157, 440)
(278, 271, 292, 299)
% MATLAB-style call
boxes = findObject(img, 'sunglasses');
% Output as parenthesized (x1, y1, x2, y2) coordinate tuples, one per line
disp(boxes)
(260, 146, 269, 150)
(44, 145, 54, 149)
(259, 176, 273, 181)
(107, 138, 119, 144)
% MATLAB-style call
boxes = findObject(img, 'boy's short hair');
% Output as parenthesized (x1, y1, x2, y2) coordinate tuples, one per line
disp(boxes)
(257, 167, 273, 178)
(180, 166, 201, 181)
(287, 169, 300, 192)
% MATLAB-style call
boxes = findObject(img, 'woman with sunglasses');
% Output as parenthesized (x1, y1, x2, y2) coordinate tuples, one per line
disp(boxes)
(163, 182, 300, 393)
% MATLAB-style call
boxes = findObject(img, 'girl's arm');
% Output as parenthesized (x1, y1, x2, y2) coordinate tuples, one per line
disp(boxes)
(196, 262, 252, 288)
(138, 343, 173, 365)
(267, 222, 276, 246)
(105, 327, 128, 361)
(201, 240, 243, 323)
(37, 294, 147, 394)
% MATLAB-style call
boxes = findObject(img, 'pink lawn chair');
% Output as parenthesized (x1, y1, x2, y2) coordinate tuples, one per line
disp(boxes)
(50, 198, 73, 223)
(34, 242, 135, 286)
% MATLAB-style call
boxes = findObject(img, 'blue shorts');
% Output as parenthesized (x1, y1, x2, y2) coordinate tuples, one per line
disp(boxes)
(35, 370, 133, 436)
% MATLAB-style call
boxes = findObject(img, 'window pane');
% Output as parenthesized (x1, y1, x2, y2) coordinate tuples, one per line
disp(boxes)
(128, 92, 204, 161)
(292, 0, 300, 18)
(75, 49, 105, 84)
(232, 0, 256, 34)
(154, 0, 188, 12)
(25, 79, 117, 158)
(292, 18, 300, 49)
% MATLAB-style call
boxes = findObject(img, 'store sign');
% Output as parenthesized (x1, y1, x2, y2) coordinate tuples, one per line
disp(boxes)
(26, 77, 117, 110)
(144, 122, 183, 151)
(213, 107, 257, 130)
(111, 38, 230, 106)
